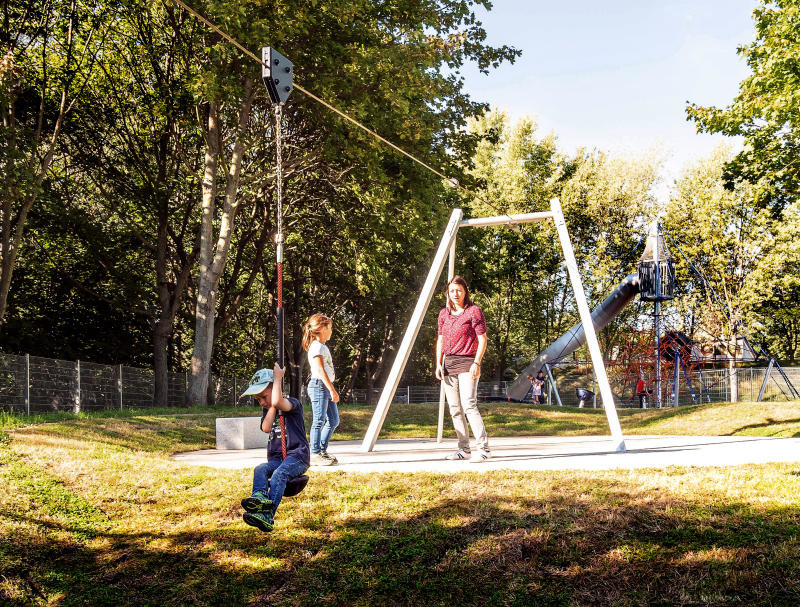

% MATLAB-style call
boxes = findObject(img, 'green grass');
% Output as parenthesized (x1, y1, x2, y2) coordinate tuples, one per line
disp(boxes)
(1, 402, 799, 605)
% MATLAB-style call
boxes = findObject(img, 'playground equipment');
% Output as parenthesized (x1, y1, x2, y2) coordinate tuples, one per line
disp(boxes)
(360, 200, 627, 453)
(575, 388, 594, 408)
(508, 220, 798, 408)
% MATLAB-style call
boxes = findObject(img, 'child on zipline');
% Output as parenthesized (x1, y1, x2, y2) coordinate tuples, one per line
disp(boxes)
(240, 362, 310, 532)
(303, 313, 340, 466)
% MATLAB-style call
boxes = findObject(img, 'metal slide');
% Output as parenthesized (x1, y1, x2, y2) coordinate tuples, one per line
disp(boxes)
(507, 273, 641, 400)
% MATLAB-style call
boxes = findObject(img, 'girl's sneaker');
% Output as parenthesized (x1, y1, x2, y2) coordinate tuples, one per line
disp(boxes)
(311, 453, 334, 466)
(241, 491, 273, 513)
(243, 512, 274, 532)
(321, 450, 338, 464)
(470, 449, 491, 463)
(445, 449, 471, 460)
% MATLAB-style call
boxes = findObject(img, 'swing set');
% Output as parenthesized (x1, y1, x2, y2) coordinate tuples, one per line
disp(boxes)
(171, 0, 630, 470)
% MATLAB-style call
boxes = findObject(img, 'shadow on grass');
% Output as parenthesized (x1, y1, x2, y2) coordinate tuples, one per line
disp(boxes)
(725, 418, 800, 437)
(4, 474, 800, 607)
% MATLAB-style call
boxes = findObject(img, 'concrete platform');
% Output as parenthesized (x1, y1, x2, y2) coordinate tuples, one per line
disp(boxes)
(171, 435, 800, 473)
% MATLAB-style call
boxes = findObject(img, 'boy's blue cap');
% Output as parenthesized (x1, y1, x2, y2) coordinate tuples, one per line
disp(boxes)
(240, 368, 274, 398)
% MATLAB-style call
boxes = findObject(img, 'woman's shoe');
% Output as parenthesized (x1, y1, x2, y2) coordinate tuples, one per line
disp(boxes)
(470, 449, 491, 463)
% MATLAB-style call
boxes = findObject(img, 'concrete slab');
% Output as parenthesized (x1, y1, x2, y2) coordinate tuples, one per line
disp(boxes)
(215, 417, 267, 450)
(171, 435, 800, 474)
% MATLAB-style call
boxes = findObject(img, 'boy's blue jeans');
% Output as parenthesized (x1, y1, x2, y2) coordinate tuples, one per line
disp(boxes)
(308, 378, 339, 454)
(252, 456, 308, 516)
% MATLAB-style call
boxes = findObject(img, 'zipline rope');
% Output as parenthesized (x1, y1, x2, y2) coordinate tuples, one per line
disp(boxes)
(274, 103, 285, 368)
(168, 0, 515, 220)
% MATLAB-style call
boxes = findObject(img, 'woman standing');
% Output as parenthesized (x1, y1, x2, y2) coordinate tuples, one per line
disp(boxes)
(435, 276, 490, 462)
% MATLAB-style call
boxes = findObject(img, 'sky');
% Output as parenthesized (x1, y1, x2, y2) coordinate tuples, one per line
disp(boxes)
(459, 0, 759, 196)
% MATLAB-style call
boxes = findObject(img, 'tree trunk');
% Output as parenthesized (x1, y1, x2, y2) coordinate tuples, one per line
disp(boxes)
(188, 80, 255, 405)
(187, 101, 220, 405)
(729, 337, 739, 402)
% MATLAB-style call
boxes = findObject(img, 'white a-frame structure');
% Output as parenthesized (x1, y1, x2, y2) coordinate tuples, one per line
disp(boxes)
(360, 198, 626, 453)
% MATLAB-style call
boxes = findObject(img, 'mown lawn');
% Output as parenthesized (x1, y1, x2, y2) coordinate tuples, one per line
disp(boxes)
(1, 401, 799, 605)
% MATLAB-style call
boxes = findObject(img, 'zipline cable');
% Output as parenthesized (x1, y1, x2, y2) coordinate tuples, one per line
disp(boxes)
(169, 0, 514, 220)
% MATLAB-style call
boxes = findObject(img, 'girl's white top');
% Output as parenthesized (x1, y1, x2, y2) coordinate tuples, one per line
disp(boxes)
(308, 339, 335, 382)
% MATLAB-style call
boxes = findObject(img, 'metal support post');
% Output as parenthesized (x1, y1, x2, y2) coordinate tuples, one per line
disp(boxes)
(25, 354, 30, 416)
(672, 353, 680, 408)
(75, 360, 81, 414)
(119, 364, 123, 410)
(363, 208, 463, 451)
(757, 358, 775, 402)
(551, 199, 625, 452)
(545, 363, 562, 407)
(437, 239, 456, 443)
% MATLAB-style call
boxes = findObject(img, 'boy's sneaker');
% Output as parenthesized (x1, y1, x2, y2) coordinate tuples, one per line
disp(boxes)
(243, 512, 274, 532)
(470, 449, 491, 463)
(241, 491, 273, 513)
(321, 450, 338, 464)
(445, 449, 471, 460)
(311, 453, 334, 466)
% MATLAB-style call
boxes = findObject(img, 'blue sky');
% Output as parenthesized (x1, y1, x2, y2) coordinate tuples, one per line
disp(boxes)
(460, 0, 758, 192)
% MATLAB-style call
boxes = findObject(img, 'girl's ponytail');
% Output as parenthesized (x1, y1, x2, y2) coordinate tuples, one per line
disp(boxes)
(302, 313, 332, 351)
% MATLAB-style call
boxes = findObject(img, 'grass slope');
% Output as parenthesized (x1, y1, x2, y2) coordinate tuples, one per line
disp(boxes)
(1, 402, 799, 605)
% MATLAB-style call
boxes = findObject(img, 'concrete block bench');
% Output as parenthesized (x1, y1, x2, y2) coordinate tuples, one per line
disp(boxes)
(215, 416, 267, 450)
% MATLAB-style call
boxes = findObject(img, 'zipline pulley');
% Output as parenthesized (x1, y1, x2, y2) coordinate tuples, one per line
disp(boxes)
(262, 46, 293, 105)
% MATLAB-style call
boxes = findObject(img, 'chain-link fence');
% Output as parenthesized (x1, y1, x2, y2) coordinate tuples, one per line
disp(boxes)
(0, 353, 249, 414)
(1, 351, 798, 414)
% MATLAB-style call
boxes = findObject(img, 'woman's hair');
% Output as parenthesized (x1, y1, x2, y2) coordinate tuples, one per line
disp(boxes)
(446, 275, 473, 311)
(302, 313, 333, 351)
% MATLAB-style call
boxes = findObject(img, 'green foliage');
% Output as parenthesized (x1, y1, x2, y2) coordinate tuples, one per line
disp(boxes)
(687, 0, 800, 211)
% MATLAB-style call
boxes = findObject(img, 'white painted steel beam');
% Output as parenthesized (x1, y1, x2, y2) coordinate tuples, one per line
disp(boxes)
(437, 240, 457, 443)
(550, 199, 626, 452)
(361, 208, 463, 452)
(459, 212, 552, 228)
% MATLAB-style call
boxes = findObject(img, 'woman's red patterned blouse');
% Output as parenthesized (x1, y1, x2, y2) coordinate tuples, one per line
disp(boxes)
(437, 304, 487, 356)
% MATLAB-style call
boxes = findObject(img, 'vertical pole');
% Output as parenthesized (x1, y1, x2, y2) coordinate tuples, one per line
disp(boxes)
(654, 224, 662, 409)
(119, 364, 123, 410)
(672, 352, 680, 407)
(75, 360, 81, 414)
(551, 199, 625, 451)
(25, 354, 30, 416)
(592, 369, 597, 408)
(437, 239, 456, 443)
(363, 208, 463, 452)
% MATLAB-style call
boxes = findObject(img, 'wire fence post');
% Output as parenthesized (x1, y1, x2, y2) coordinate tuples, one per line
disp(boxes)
(75, 360, 81, 414)
(119, 364, 124, 410)
(25, 354, 30, 416)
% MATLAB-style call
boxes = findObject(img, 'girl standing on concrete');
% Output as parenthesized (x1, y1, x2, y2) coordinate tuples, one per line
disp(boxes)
(303, 313, 340, 465)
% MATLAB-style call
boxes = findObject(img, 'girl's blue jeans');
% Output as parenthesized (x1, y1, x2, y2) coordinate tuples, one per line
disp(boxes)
(252, 456, 308, 517)
(308, 378, 339, 454)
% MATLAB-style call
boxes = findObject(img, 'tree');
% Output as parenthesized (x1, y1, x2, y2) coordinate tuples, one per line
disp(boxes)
(1, 0, 109, 327)
(687, 0, 800, 212)
(663, 146, 772, 400)
(182, 0, 519, 404)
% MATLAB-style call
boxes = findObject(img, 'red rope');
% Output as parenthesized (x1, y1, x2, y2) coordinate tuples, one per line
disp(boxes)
(277, 261, 283, 308)
(279, 414, 287, 460)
